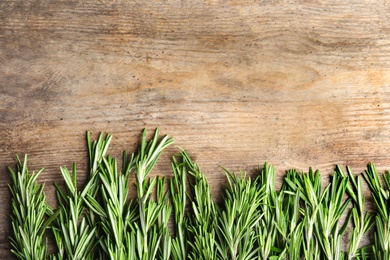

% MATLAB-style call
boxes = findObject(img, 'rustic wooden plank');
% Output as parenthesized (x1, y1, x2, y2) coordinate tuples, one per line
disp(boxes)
(1, 0, 390, 258)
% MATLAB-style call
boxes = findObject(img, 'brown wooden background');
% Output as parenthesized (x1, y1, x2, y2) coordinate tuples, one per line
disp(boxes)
(1, 0, 390, 258)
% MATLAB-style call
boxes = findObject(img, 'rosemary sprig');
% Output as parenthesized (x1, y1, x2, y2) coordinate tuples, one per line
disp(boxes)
(135, 128, 174, 199)
(336, 166, 374, 260)
(85, 131, 113, 198)
(93, 155, 136, 259)
(8, 155, 55, 260)
(133, 128, 174, 260)
(284, 168, 322, 259)
(170, 155, 188, 260)
(315, 170, 350, 260)
(50, 131, 113, 259)
(363, 163, 390, 260)
(155, 177, 172, 260)
(83, 128, 174, 259)
(177, 150, 218, 260)
(255, 163, 279, 260)
(51, 163, 97, 260)
(217, 169, 265, 260)
(278, 186, 304, 260)
(84, 131, 114, 258)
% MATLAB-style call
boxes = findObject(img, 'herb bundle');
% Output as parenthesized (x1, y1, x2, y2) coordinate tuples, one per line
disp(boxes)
(7, 129, 390, 259)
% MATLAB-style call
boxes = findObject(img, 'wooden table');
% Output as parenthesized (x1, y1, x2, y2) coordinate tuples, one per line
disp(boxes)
(1, 0, 390, 258)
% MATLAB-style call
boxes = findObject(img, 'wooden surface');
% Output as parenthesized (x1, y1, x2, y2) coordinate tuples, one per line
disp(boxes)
(1, 0, 390, 257)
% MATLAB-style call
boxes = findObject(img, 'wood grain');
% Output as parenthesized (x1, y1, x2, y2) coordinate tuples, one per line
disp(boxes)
(1, 0, 390, 257)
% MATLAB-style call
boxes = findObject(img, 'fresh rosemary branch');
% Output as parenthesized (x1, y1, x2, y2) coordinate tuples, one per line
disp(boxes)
(336, 166, 374, 260)
(284, 168, 351, 260)
(170, 155, 188, 260)
(133, 128, 174, 260)
(155, 177, 172, 260)
(178, 150, 218, 260)
(255, 163, 279, 260)
(85, 131, 113, 198)
(90, 155, 136, 259)
(84, 128, 174, 260)
(135, 128, 174, 199)
(284, 168, 322, 259)
(51, 163, 97, 260)
(363, 163, 390, 260)
(8, 155, 56, 260)
(278, 185, 304, 260)
(217, 169, 265, 260)
(315, 170, 350, 260)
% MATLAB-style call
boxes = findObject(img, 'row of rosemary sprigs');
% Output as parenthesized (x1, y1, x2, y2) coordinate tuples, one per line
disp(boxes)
(8, 129, 390, 259)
